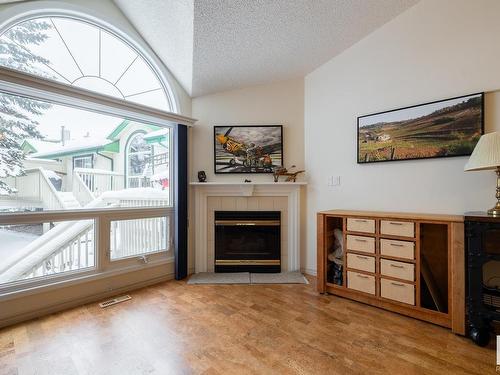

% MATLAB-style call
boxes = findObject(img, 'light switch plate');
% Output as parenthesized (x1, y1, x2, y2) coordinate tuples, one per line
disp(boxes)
(328, 176, 341, 186)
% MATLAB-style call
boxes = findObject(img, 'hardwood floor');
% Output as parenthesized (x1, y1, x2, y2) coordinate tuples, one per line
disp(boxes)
(0, 277, 494, 374)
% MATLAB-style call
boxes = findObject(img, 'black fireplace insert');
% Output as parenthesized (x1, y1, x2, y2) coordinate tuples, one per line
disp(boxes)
(215, 211, 281, 273)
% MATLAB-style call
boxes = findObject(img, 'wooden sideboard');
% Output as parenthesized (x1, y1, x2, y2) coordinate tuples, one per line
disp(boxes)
(317, 210, 465, 335)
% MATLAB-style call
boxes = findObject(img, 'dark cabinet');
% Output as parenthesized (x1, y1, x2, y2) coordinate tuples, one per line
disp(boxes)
(465, 212, 500, 346)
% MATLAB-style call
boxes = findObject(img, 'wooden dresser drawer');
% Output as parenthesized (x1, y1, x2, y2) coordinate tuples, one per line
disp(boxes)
(347, 218, 375, 234)
(380, 278, 415, 305)
(380, 239, 415, 260)
(347, 253, 375, 273)
(380, 220, 415, 238)
(347, 271, 375, 295)
(346, 235, 375, 254)
(380, 259, 414, 281)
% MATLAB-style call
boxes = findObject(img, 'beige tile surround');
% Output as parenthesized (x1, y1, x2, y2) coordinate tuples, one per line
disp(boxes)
(191, 183, 304, 273)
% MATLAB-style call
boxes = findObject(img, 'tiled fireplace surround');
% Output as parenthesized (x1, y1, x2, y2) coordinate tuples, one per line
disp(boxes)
(192, 183, 304, 273)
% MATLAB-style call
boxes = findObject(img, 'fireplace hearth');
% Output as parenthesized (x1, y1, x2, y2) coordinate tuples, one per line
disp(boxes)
(215, 211, 281, 273)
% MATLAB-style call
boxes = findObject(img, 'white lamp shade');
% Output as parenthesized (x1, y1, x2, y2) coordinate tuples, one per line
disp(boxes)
(464, 131, 500, 171)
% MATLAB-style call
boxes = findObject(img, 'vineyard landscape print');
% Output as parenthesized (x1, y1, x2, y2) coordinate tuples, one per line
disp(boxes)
(357, 93, 483, 163)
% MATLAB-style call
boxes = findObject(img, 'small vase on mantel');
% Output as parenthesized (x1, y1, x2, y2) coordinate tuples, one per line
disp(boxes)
(197, 171, 207, 183)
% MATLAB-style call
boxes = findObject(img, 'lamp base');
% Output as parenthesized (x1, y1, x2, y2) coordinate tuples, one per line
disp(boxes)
(488, 204, 500, 217)
(487, 168, 500, 216)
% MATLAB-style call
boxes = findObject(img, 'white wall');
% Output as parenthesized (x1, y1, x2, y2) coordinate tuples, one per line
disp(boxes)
(191, 78, 305, 181)
(189, 78, 306, 272)
(304, 0, 500, 273)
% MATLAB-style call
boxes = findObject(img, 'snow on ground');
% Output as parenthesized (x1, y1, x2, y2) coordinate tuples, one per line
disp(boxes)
(0, 228, 39, 260)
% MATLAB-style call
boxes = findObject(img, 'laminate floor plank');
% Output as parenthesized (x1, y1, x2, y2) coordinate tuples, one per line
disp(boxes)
(0, 277, 494, 375)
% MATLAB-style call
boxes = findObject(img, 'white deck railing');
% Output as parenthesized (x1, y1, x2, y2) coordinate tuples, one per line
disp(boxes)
(23, 224, 95, 280)
(6, 168, 66, 210)
(106, 191, 170, 259)
(73, 168, 125, 200)
(127, 176, 152, 189)
(72, 171, 95, 207)
(110, 216, 169, 260)
(0, 189, 171, 284)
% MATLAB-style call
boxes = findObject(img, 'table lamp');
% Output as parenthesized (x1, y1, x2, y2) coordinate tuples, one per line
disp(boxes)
(464, 131, 500, 216)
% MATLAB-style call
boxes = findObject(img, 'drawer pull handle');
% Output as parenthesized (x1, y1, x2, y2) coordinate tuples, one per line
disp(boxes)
(390, 243, 404, 247)
(390, 264, 405, 269)
(389, 222, 404, 226)
(355, 238, 367, 242)
(354, 219, 367, 223)
(356, 274, 369, 279)
(356, 255, 369, 260)
(390, 282, 405, 287)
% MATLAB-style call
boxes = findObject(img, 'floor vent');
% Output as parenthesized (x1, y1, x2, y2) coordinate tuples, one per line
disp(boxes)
(99, 295, 131, 308)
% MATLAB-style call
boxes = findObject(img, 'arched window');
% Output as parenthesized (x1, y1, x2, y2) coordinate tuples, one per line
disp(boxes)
(0, 16, 175, 111)
(126, 132, 152, 188)
(0, 9, 193, 302)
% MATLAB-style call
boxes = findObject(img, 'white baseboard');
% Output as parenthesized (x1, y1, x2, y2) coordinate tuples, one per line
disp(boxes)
(302, 268, 317, 276)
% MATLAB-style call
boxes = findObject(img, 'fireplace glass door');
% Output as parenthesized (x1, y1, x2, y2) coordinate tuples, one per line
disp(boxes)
(215, 211, 281, 273)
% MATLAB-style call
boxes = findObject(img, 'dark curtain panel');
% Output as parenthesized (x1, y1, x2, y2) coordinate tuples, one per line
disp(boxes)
(174, 124, 188, 279)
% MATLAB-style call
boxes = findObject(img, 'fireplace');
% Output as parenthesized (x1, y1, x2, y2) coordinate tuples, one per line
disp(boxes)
(214, 211, 281, 273)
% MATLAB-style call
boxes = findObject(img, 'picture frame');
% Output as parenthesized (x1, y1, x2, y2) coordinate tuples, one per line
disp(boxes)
(214, 125, 283, 174)
(357, 92, 484, 164)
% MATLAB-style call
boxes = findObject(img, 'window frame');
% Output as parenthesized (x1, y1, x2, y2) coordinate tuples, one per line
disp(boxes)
(0, 66, 194, 298)
(0, 207, 174, 298)
(125, 130, 150, 188)
(72, 154, 94, 169)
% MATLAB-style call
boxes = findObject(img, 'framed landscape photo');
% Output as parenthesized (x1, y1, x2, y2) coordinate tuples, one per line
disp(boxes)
(214, 125, 283, 173)
(357, 92, 484, 164)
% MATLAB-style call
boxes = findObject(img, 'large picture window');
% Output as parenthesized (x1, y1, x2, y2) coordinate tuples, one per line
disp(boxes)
(0, 88, 174, 291)
(0, 12, 191, 296)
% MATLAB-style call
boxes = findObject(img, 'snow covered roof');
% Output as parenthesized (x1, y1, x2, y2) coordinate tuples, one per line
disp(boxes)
(31, 138, 119, 159)
(144, 129, 169, 139)
(144, 128, 169, 144)
(23, 120, 165, 160)
(22, 139, 61, 154)
(106, 120, 162, 141)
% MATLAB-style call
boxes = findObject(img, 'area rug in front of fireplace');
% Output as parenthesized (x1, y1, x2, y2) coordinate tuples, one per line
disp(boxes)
(187, 272, 308, 285)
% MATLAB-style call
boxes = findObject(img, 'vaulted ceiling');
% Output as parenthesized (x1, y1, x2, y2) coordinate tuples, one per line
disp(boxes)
(116, 0, 419, 97)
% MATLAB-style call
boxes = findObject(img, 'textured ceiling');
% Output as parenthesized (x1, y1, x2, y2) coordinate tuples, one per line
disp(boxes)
(115, 0, 419, 97)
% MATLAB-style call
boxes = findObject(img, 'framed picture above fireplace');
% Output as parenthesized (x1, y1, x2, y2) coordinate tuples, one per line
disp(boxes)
(214, 125, 283, 173)
(357, 92, 484, 163)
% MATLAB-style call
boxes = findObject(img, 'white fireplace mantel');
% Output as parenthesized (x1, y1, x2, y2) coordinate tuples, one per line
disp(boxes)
(191, 182, 305, 273)
(190, 181, 306, 196)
